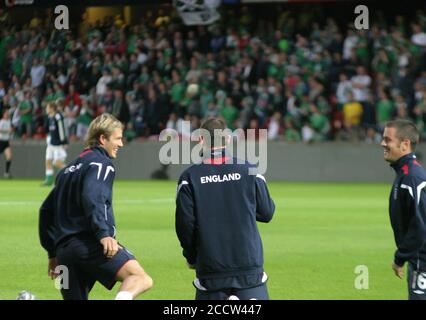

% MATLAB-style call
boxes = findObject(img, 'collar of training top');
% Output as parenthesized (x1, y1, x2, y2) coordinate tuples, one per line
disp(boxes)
(390, 152, 416, 171)
(93, 145, 111, 159)
(201, 147, 231, 164)
(202, 147, 227, 157)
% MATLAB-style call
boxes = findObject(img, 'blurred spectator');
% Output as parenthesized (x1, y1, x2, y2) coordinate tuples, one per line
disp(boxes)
(411, 23, 426, 47)
(65, 84, 81, 108)
(267, 112, 284, 140)
(360, 93, 377, 133)
(284, 119, 301, 142)
(301, 122, 315, 143)
(336, 73, 352, 109)
(111, 89, 129, 124)
(63, 98, 79, 139)
(376, 89, 395, 131)
(220, 97, 239, 130)
(309, 104, 330, 140)
(0, 80, 5, 98)
(18, 90, 32, 138)
(351, 66, 371, 103)
(76, 97, 93, 140)
(30, 57, 45, 93)
(96, 68, 112, 96)
(342, 92, 363, 140)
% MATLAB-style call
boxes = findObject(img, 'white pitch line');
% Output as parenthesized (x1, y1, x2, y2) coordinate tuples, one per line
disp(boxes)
(0, 201, 40, 205)
(0, 198, 174, 206)
(117, 198, 174, 203)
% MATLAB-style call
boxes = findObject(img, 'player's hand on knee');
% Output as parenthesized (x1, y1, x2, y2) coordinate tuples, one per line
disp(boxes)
(48, 257, 59, 279)
(100, 237, 119, 258)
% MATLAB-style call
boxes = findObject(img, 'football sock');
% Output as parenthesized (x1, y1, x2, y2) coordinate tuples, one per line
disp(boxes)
(5, 160, 11, 174)
(44, 169, 54, 185)
(115, 291, 133, 300)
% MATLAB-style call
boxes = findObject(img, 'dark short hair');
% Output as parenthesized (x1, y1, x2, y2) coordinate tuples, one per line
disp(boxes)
(385, 119, 419, 151)
(200, 117, 228, 148)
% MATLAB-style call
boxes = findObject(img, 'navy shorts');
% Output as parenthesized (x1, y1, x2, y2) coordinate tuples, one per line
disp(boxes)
(0, 141, 9, 154)
(56, 235, 136, 300)
(195, 282, 269, 300)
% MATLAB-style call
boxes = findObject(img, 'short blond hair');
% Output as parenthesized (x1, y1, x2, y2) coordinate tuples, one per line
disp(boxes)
(85, 113, 124, 148)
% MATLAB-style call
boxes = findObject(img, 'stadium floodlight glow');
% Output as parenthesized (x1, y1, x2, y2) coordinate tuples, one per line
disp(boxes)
(173, 0, 221, 26)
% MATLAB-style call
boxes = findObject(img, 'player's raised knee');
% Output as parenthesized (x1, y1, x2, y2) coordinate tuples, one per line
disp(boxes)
(131, 267, 153, 290)
(142, 273, 154, 290)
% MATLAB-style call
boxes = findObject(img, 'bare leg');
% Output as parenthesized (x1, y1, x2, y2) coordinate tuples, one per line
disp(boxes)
(54, 159, 66, 170)
(115, 260, 153, 299)
(46, 159, 53, 173)
(4, 147, 12, 161)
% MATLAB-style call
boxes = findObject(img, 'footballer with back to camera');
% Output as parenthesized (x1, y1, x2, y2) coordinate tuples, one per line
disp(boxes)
(175, 117, 275, 300)
(39, 113, 153, 300)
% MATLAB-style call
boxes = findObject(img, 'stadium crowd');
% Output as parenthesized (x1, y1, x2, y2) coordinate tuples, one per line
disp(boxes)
(0, 5, 425, 143)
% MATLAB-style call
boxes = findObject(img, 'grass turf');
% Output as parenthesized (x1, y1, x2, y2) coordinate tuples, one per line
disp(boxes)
(0, 180, 406, 300)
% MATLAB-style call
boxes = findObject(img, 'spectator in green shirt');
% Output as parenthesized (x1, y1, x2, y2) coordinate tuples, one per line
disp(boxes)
(284, 123, 302, 142)
(376, 90, 395, 129)
(18, 90, 33, 138)
(309, 104, 330, 140)
(76, 97, 93, 140)
(372, 49, 392, 77)
(170, 70, 186, 110)
(220, 97, 239, 130)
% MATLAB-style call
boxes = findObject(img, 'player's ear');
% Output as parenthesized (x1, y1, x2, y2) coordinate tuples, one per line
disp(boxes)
(401, 138, 410, 152)
(99, 134, 107, 146)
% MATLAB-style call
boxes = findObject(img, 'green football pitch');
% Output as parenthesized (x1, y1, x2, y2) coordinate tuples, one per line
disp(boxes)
(0, 180, 407, 300)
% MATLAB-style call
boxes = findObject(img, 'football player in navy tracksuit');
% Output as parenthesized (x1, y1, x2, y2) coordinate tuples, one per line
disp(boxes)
(175, 118, 275, 300)
(382, 119, 426, 300)
(39, 113, 153, 300)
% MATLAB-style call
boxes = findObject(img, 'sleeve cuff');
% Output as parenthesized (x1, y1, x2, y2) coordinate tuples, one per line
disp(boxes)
(394, 255, 405, 267)
(95, 230, 111, 241)
(183, 250, 196, 265)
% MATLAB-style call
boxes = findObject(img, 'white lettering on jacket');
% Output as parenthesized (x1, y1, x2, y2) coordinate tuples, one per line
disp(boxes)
(200, 173, 241, 184)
